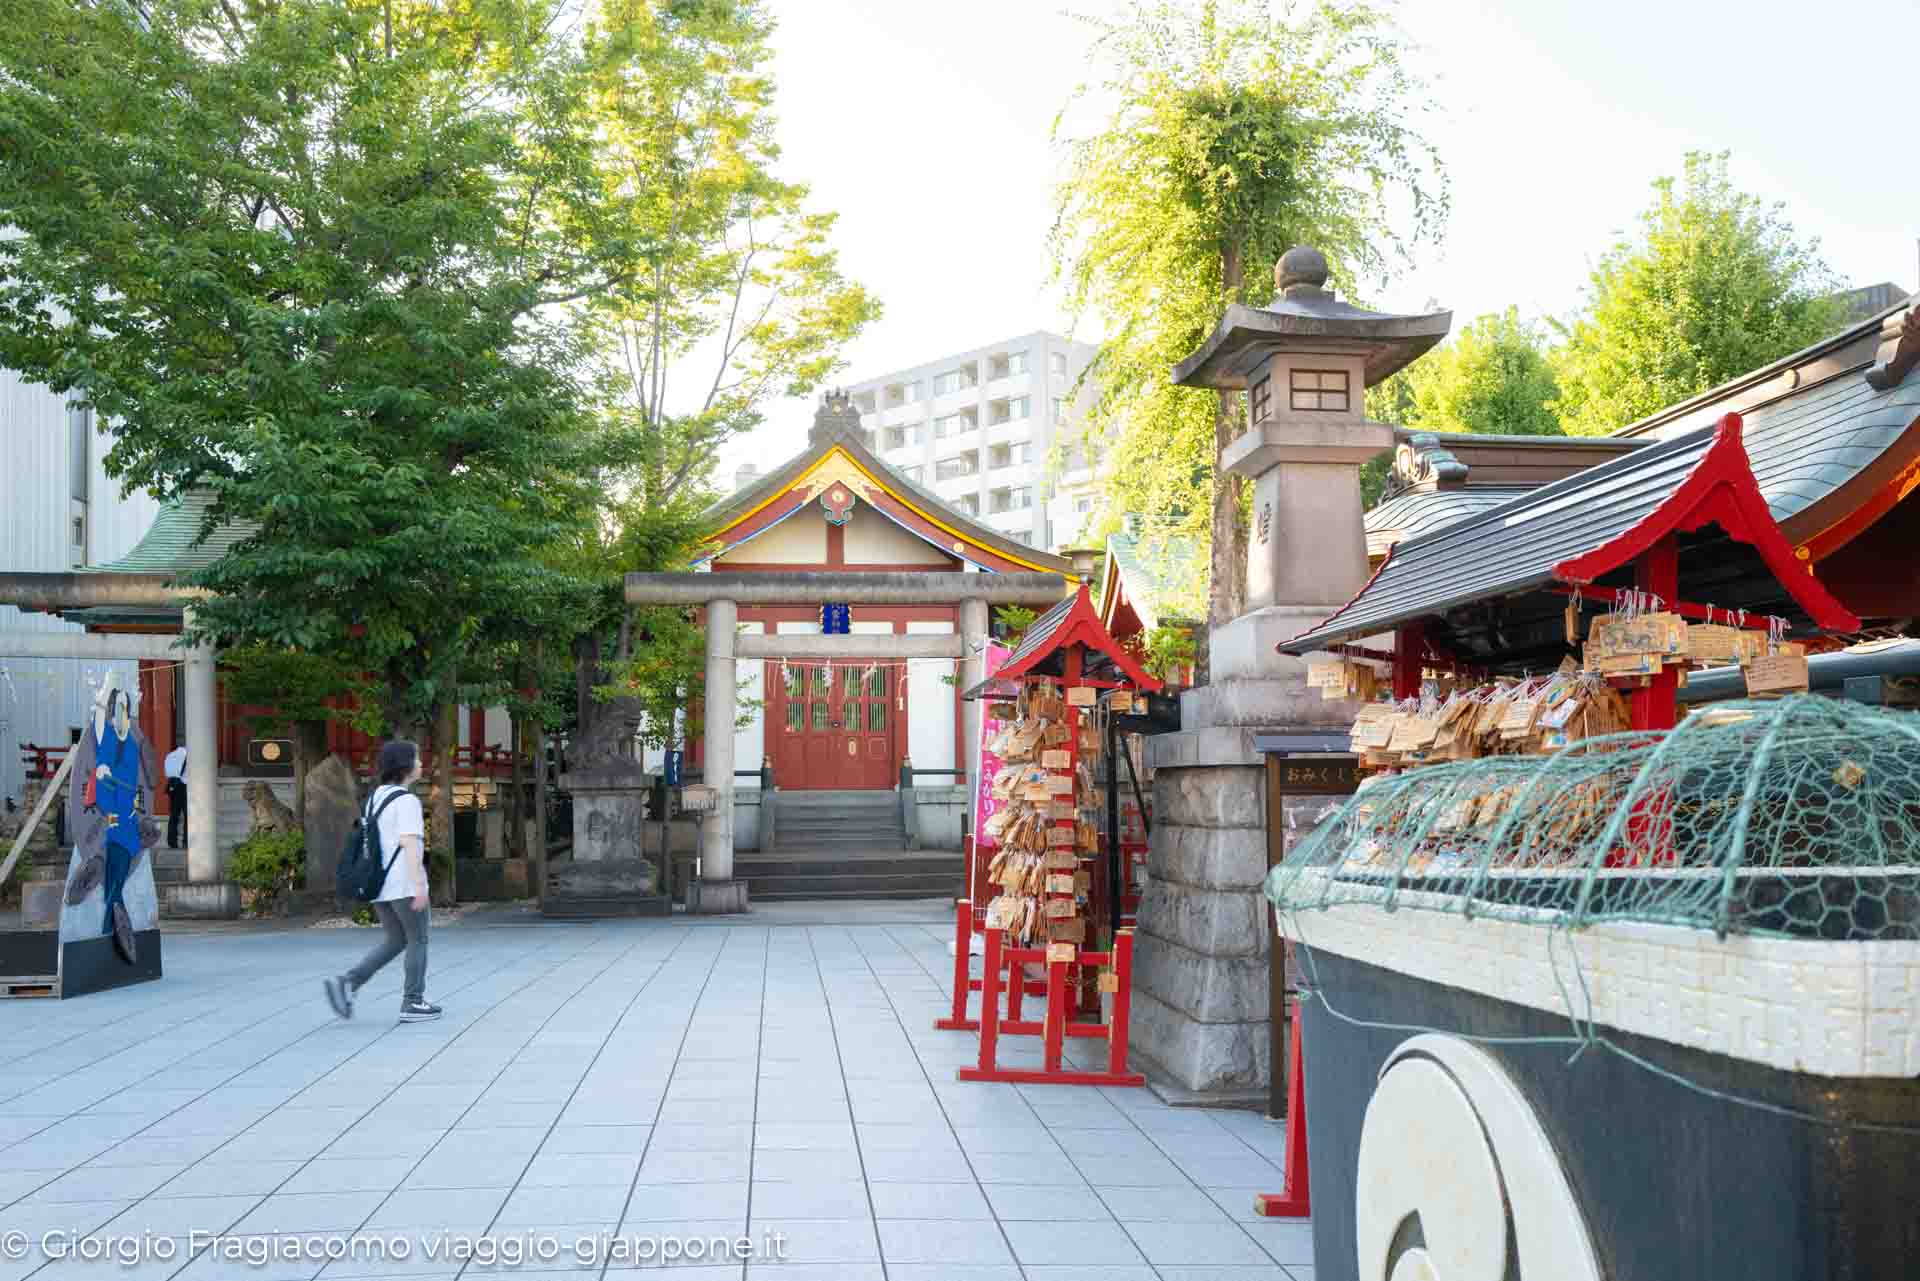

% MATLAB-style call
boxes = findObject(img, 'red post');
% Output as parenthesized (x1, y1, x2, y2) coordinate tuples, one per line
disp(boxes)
(1108, 929, 1136, 1077)
(1392, 622, 1427, 701)
(1630, 535, 1681, 732)
(1254, 999, 1311, 1218)
(936, 898, 978, 1031)
(975, 926, 1004, 1073)
(1042, 954, 1068, 1073)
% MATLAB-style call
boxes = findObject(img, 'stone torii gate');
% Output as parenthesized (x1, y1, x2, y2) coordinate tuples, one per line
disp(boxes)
(624, 570, 1068, 913)
(0, 572, 222, 891)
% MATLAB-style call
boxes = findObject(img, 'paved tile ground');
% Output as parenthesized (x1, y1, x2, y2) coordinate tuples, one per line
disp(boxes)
(0, 904, 1311, 1280)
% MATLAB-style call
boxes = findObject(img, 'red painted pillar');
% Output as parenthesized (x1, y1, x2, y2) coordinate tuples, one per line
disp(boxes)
(1392, 623, 1426, 701)
(1630, 536, 1680, 732)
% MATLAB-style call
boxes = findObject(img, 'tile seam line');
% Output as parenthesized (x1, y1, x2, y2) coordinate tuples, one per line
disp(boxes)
(442, 926, 698, 1281)
(145, 927, 621, 1281)
(595, 925, 735, 1281)
(798, 922, 882, 1279)
(0, 938, 531, 1217)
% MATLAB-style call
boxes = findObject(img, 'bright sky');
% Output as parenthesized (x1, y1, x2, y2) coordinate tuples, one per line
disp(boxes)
(720, 0, 1920, 479)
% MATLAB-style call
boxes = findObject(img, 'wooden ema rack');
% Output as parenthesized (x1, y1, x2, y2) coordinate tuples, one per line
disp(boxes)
(957, 924, 1145, 1088)
(1253, 997, 1311, 1218)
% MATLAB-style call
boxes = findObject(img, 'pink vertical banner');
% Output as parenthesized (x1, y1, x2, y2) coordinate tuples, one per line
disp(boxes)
(972, 642, 1012, 853)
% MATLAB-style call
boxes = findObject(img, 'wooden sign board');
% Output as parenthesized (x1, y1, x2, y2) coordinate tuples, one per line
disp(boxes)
(1043, 849, 1078, 869)
(1589, 612, 1687, 659)
(1047, 826, 1075, 846)
(1041, 749, 1071, 770)
(1351, 712, 1399, 750)
(1047, 802, 1075, 821)
(1067, 686, 1097, 707)
(1044, 898, 1076, 919)
(1046, 942, 1077, 964)
(1110, 690, 1134, 712)
(1020, 784, 1051, 802)
(1074, 870, 1092, 893)
(1097, 970, 1121, 994)
(1745, 653, 1809, 695)
(1047, 917, 1087, 943)
(1687, 624, 1743, 663)
(1306, 659, 1346, 689)
(1046, 873, 1075, 894)
(1046, 774, 1075, 796)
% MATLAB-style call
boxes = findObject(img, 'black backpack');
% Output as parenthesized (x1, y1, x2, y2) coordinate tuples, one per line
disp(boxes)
(336, 787, 407, 903)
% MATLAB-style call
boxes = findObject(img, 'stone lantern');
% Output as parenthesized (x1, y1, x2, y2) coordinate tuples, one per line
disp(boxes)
(1130, 247, 1449, 1096)
(1172, 246, 1450, 674)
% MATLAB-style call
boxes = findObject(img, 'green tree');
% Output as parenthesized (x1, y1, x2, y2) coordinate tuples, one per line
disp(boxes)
(1051, 0, 1446, 644)
(1551, 151, 1842, 436)
(1359, 308, 1561, 504)
(0, 0, 632, 751)
(583, 0, 880, 507)
(1402, 308, 1561, 437)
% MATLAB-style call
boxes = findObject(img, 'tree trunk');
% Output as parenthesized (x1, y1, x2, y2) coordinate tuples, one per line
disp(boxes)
(508, 710, 525, 861)
(530, 719, 548, 906)
(1201, 239, 1252, 684)
(429, 702, 457, 907)
(291, 719, 329, 826)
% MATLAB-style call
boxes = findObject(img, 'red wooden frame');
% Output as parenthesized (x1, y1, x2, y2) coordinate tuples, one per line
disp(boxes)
(1553, 413, 1859, 633)
(1253, 998, 1311, 1218)
(994, 585, 1163, 691)
(957, 924, 1146, 1088)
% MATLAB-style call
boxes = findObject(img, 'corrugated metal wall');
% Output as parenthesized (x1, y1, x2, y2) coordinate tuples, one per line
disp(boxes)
(0, 367, 161, 808)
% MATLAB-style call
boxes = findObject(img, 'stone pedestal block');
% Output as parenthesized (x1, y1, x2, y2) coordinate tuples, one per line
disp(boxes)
(563, 772, 647, 863)
(480, 810, 505, 860)
(1132, 759, 1275, 1096)
(162, 881, 243, 920)
(688, 878, 750, 914)
(20, 879, 62, 930)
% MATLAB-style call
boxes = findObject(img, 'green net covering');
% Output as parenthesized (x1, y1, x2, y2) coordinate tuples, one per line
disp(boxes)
(1266, 695, 1920, 941)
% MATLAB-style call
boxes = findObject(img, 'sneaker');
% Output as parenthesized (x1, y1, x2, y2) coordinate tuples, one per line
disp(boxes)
(399, 1000, 442, 1023)
(324, 976, 354, 1020)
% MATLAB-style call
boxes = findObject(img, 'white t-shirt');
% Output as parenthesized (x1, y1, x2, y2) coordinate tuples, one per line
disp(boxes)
(164, 747, 187, 781)
(366, 785, 427, 903)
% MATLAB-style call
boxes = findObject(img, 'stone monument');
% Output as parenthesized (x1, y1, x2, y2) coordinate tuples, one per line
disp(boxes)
(303, 753, 359, 901)
(1132, 246, 1449, 1094)
(547, 693, 665, 916)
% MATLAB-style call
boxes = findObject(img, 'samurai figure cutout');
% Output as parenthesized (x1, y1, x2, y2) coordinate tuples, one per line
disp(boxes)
(60, 667, 161, 964)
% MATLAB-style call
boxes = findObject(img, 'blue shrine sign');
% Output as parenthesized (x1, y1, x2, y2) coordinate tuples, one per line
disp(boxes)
(821, 603, 852, 634)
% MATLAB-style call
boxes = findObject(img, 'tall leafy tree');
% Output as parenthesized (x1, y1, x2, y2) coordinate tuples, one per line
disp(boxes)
(1051, 0, 1446, 641)
(1398, 308, 1561, 437)
(583, 0, 880, 507)
(1551, 151, 1842, 436)
(0, 0, 635, 753)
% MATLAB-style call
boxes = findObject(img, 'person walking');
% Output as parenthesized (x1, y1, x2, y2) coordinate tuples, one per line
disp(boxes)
(323, 740, 441, 1023)
(163, 742, 187, 849)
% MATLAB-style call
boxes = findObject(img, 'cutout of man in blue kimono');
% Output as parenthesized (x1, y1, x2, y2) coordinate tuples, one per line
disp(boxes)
(61, 667, 160, 964)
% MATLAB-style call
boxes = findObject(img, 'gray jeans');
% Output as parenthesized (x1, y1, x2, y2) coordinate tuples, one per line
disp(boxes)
(345, 900, 430, 1005)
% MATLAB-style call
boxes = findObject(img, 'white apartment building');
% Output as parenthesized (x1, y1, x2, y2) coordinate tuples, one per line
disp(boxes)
(847, 331, 1098, 551)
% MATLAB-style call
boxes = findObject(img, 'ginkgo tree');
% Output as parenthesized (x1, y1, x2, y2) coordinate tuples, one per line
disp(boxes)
(1051, 0, 1446, 649)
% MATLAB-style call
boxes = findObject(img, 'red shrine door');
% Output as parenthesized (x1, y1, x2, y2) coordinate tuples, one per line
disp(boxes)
(770, 663, 900, 789)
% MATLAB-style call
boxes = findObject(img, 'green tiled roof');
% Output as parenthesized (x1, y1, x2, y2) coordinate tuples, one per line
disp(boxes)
(1102, 532, 1204, 631)
(91, 490, 256, 575)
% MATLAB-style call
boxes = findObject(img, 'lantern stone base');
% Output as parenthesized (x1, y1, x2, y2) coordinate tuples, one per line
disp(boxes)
(1130, 603, 1364, 1099)
(687, 878, 750, 914)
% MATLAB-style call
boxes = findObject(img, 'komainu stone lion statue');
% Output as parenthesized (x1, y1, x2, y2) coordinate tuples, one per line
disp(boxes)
(244, 781, 298, 837)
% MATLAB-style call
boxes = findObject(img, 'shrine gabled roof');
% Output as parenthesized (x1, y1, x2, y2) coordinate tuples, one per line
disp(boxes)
(698, 425, 1073, 576)
(996, 584, 1161, 690)
(1098, 532, 1203, 636)
(92, 490, 255, 575)
(1279, 413, 1860, 655)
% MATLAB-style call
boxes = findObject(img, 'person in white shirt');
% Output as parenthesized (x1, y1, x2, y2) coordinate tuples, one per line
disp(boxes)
(163, 743, 188, 849)
(323, 740, 440, 1023)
